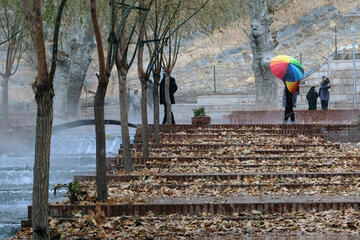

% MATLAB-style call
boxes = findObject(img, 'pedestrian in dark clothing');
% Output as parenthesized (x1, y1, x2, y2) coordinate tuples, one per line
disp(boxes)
(160, 70, 177, 124)
(147, 79, 154, 110)
(282, 86, 297, 124)
(306, 86, 319, 110)
(319, 76, 331, 110)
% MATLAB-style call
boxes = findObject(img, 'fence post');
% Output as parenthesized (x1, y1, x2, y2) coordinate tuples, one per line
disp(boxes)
(352, 26, 357, 108)
(86, 86, 88, 114)
(213, 66, 216, 94)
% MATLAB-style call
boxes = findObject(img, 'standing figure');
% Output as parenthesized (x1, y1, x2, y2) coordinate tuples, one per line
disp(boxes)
(282, 86, 297, 124)
(147, 79, 154, 110)
(126, 88, 132, 113)
(160, 70, 177, 124)
(319, 76, 331, 110)
(132, 89, 141, 119)
(306, 86, 319, 110)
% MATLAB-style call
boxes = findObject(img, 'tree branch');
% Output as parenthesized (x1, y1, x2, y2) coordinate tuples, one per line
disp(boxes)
(91, 0, 107, 84)
(114, 1, 150, 11)
(168, 0, 210, 38)
(49, 0, 67, 83)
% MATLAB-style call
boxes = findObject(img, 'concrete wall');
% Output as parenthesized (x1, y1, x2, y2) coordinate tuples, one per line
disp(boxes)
(289, 56, 360, 110)
(225, 109, 360, 125)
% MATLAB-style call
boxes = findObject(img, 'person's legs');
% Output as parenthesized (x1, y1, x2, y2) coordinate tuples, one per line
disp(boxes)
(321, 100, 326, 110)
(284, 89, 294, 123)
(289, 112, 295, 123)
(283, 108, 289, 123)
(162, 105, 167, 124)
(171, 111, 175, 124)
(324, 100, 329, 110)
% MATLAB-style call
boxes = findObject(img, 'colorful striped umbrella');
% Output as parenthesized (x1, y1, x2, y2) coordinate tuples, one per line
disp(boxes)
(270, 55, 304, 93)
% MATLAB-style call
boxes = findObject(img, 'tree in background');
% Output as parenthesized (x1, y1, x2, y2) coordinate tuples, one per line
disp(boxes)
(115, 0, 150, 172)
(143, 0, 175, 144)
(55, 12, 97, 117)
(161, 0, 210, 125)
(250, 0, 293, 108)
(136, 0, 156, 158)
(90, 0, 118, 202)
(193, 0, 294, 108)
(0, 1, 23, 128)
(140, 0, 183, 145)
(21, 0, 67, 238)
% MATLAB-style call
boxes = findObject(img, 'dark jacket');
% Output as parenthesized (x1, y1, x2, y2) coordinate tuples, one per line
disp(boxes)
(319, 80, 330, 101)
(282, 87, 298, 108)
(306, 86, 319, 110)
(160, 76, 177, 105)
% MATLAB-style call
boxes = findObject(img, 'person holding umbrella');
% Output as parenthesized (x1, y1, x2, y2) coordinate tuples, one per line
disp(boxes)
(270, 55, 304, 124)
(282, 86, 298, 124)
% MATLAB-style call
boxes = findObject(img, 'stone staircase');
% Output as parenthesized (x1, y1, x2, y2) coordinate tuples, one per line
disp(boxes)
(20, 124, 360, 238)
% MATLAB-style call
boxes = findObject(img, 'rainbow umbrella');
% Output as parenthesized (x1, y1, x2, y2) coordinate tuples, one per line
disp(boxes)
(270, 55, 304, 93)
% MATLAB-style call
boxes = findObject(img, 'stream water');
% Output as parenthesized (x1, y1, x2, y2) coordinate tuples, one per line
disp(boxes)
(0, 126, 134, 239)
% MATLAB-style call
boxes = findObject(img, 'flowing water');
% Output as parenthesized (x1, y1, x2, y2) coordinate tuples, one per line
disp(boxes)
(0, 126, 134, 239)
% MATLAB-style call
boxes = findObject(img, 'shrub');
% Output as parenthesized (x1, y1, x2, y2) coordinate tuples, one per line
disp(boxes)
(193, 106, 206, 117)
(53, 181, 87, 203)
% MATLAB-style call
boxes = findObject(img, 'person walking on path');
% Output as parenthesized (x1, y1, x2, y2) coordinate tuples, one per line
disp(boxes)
(306, 86, 319, 110)
(282, 86, 298, 124)
(319, 76, 331, 110)
(160, 70, 177, 124)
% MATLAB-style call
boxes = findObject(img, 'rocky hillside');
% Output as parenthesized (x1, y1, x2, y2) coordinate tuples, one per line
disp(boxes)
(3, 0, 360, 106)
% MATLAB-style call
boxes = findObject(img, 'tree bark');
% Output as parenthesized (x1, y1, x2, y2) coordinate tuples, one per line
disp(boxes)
(250, 0, 277, 109)
(22, 0, 67, 239)
(152, 72, 161, 143)
(165, 74, 172, 124)
(94, 82, 108, 201)
(32, 86, 53, 239)
(53, 22, 95, 116)
(1, 74, 9, 127)
(91, 0, 110, 201)
(140, 79, 149, 158)
(118, 69, 133, 172)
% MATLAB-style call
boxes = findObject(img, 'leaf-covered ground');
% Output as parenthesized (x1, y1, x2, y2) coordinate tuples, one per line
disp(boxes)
(11, 209, 360, 239)
(8, 126, 360, 239)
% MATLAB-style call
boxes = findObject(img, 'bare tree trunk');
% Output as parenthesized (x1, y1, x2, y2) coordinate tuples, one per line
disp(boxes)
(91, 0, 115, 201)
(165, 74, 172, 124)
(118, 69, 133, 172)
(22, 0, 67, 238)
(32, 87, 53, 239)
(1, 75, 9, 127)
(140, 79, 149, 157)
(94, 82, 107, 201)
(250, 0, 277, 109)
(53, 17, 96, 116)
(153, 73, 160, 143)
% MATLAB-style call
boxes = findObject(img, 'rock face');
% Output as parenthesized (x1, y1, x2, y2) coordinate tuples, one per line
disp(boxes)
(53, 20, 96, 116)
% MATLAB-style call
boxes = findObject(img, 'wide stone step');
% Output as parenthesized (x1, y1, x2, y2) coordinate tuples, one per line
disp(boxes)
(111, 155, 359, 166)
(74, 172, 360, 182)
(225, 109, 360, 125)
(23, 195, 360, 219)
(113, 163, 360, 171)
(130, 143, 339, 150)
